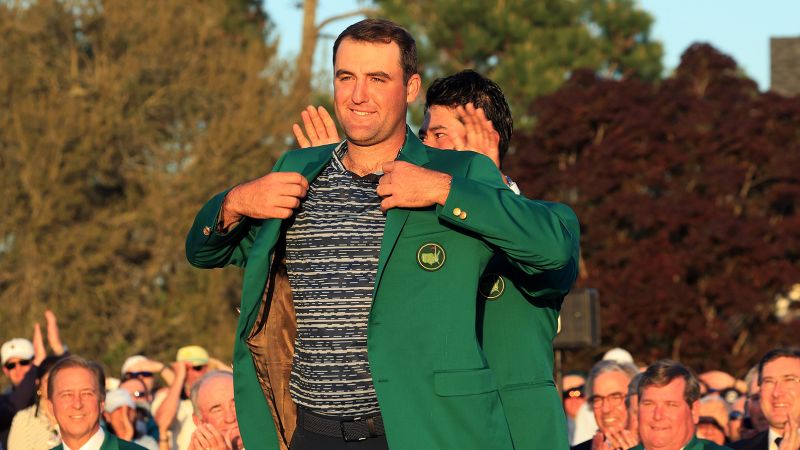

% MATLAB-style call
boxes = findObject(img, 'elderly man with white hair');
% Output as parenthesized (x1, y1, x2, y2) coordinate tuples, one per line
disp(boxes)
(188, 371, 241, 450)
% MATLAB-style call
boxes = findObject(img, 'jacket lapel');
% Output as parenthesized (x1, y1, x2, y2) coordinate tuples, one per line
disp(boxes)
(373, 129, 430, 299)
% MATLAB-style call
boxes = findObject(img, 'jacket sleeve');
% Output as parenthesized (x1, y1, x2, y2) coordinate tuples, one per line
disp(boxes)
(437, 153, 580, 295)
(185, 153, 288, 269)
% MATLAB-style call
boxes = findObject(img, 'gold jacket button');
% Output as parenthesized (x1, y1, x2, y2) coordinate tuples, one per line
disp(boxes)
(459, 211, 468, 220)
(452, 207, 462, 217)
(202, 226, 212, 236)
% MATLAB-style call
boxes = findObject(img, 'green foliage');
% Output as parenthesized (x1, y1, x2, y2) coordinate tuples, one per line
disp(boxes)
(0, 0, 297, 374)
(372, 0, 663, 127)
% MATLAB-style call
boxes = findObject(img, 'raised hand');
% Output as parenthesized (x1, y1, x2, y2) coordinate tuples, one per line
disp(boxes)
(605, 427, 639, 450)
(292, 105, 340, 148)
(220, 172, 309, 228)
(44, 310, 65, 355)
(452, 103, 501, 168)
(376, 161, 452, 212)
(779, 414, 798, 450)
(32, 323, 46, 365)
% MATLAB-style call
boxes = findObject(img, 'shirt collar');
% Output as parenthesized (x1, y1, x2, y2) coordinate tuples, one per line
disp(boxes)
(63, 426, 105, 450)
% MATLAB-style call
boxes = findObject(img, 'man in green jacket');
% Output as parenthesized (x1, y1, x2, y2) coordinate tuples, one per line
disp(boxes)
(630, 360, 733, 450)
(295, 69, 575, 450)
(187, 19, 578, 450)
(47, 356, 145, 450)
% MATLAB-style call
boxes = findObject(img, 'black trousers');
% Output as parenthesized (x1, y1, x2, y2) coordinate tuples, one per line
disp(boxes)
(289, 408, 390, 450)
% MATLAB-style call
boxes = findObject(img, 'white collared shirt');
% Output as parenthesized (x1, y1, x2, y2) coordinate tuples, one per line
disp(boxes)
(767, 427, 799, 450)
(63, 426, 105, 450)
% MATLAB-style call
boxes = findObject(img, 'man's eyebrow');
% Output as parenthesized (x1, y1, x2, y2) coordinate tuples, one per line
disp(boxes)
(335, 69, 354, 78)
(366, 71, 391, 79)
(428, 125, 447, 131)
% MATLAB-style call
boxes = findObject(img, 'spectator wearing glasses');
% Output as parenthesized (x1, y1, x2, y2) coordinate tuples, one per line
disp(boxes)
(572, 360, 640, 450)
(153, 346, 229, 450)
(739, 365, 771, 442)
(121, 355, 176, 394)
(105, 388, 160, 450)
(121, 377, 162, 446)
(1, 310, 67, 448)
(7, 355, 67, 450)
(730, 348, 800, 450)
(697, 394, 732, 445)
(564, 373, 588, 443)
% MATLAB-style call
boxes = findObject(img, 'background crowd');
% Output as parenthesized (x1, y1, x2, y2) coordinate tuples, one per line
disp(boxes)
(1, 311, 797, 450)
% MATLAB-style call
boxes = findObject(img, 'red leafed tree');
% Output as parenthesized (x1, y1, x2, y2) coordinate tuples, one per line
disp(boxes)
(508, 44, 800, 375)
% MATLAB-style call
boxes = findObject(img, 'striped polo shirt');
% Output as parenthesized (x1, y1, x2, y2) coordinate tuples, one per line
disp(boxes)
(285, 143, 385, 416)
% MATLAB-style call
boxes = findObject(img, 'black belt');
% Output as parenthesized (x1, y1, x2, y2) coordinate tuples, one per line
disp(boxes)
(298, 407, 385, 442)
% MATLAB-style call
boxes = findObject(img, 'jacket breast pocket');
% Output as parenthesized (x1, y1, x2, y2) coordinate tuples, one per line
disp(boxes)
(433, 367, 498, 396)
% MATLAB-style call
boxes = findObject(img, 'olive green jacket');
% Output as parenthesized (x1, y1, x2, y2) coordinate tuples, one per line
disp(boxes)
(186, 129, 579, 450)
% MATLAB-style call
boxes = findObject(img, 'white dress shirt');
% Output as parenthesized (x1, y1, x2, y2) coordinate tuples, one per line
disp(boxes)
(63, 426, 105, 450)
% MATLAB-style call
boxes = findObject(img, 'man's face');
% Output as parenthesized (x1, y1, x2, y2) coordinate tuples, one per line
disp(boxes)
(638, 378, 698, 450)
(194, 376, 240, 445)
(185, 363, 209, 392)
(120, 378, 151, 405)
(759, 356, 800, 432)
(47, 367, 103, 445)
(591, 371, 631, 434)
(420, 105, 465, 151)
(333, 38, 419, 149)
(3, 357, 33, 386)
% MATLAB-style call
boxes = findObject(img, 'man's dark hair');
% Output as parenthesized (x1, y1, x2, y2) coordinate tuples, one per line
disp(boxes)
(637, 359, 701, 406)
(47, 355, 106, 401)
(333, 19, 417, 83)
(757, 348, 800, 384)
(425, 70, 514, 163)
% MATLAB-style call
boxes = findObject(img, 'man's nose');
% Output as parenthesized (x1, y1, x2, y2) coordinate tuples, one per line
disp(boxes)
(351, 78, 368, 104)
(225, 406, 237, 423)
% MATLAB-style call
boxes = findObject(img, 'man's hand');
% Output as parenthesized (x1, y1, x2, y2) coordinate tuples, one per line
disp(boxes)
(452, 103, 501, 168)
(189, 423, 232, 450)
(779, 414, 798, 450)
(44, 310, 65, 355)
(292, 105, 340, 148)
(32, 323, 46, 365)
(605, 427, 639, 450)
(220, 172, 309, 228)
(376, 161, 452, 212)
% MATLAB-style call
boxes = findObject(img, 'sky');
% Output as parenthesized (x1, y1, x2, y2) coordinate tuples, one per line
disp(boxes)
(264, 0, 800, 91)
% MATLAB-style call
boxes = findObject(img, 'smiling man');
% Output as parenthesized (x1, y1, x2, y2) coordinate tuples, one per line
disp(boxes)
(730, 348, 800, 450)
(47, 356, 145, 450)
(632, 360, 732, 450)
(189, 371, 242, 450)
(187, 18, 578, 450)
(571, 360, 640, 450)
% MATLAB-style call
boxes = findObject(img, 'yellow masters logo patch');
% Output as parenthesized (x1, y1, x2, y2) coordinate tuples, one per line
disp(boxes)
(479, 273, 505, 300)
(417, 242, 445, 271)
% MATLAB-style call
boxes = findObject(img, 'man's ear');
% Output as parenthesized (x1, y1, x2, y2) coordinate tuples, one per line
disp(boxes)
(690, 400, 700, 424)
(406, 74, 421, 103)
(192, 414, 200, 426)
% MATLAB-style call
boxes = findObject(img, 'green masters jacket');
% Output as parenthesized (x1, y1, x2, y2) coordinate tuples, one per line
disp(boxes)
(630, 435, 734, 450)
(186, 129, 579, 450)
(478, 210, 578, 450)
(50, 431, 147, 450)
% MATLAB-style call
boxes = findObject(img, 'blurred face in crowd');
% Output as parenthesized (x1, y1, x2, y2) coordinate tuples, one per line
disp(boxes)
(120, 378, 151, 405)
(562, 374, 586, 419)
(185, 363, 209, 394)
(728, 395, 746, 442)
(194, 376, 241, 448)
(760, 356, 800, 433)
(695, 396, 729, 445)
(123, 370, 156, 392)
(627, 392, 640, 432)
(638, 378, 698, 450)
(48, 367, 103, 448)
(745, 373, 769, 436)
(591, 371, 631, 434)
(3, 357, 33, 386)
(333, 38, 420, 150)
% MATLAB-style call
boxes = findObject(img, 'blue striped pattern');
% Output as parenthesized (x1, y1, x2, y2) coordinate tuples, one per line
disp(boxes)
(285, 144, 385, 415)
